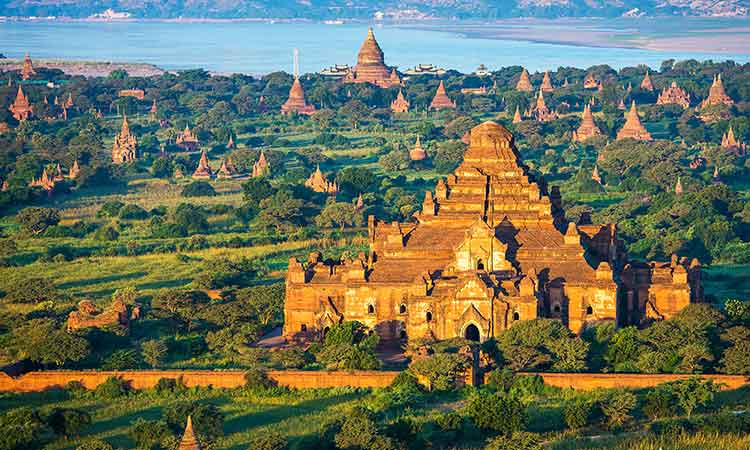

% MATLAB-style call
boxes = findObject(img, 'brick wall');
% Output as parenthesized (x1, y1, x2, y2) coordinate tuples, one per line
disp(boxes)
(0, 370, 746, 393)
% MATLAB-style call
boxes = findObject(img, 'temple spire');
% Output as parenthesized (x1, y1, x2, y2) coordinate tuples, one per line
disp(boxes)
(178, 416, 202, 450)
(516, 67, 533, 92)
(640, 69, 654, 91)
(429, 80, 456, 111)
(616, 101, 652, 141)
(540, 71, 554, 92)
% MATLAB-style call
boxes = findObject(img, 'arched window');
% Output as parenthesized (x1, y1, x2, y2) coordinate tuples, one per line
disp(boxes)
(300, 324, 307, 332)
(586, 305, 593, 315)
(476, 259, 485, 270)
(426, 311, 433, 322)
(367, 304, 375, 315)
(464, 324, 480, 342)
(553, 304, 561, 313)
(399, 304, 407, 314)
(512, 311, 520, 321)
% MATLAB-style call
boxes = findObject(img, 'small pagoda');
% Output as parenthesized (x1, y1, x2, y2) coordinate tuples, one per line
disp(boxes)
(192, 150, 213, 179)
(216, 157, 238, 179)
(592, 166, 602, 185)
(572, 104, 601, 142)
(53, 163, 65, 182)
(640, 69, 654, 91)
(252, 150, 270, 178)
(657, 82, 690, 109)
(409, 136, 427, 161)
(583, 73, 599, 89)
(516, 68, 533, 92)
(9, 86, 33, 121)
(68, 160, 81, 180)
(112, 115, 137, 164)
(540, 71, 554, 93)
(176, 124, 200, 151)
(150, 99, 158, 118)
(533, 89, 557, 122)
(701, 74, 734, 109)
(64, 93, 74, 109)
(29, 168, 55, 191)
(343, 28, 400, 88)
(281, 78, 316, 116)
(616, 101, 652, 141)
(178, 416, 202, 450)
(721, 127, 747, 156)
(675, 177, 683, 195)
(390, 89, 410, 113)
(429, 81, 456, 111)
(305, 165, 338, 194)
(512, 106, 522, 124)
(21, 53, 36, 80)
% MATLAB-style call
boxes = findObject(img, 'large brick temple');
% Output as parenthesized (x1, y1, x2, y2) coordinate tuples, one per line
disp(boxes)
(283, 122, 702, 342)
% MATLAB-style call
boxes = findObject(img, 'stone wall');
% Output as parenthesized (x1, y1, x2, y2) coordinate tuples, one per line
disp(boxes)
(0, 370, 400, 393)
(0, 370, 746, 393)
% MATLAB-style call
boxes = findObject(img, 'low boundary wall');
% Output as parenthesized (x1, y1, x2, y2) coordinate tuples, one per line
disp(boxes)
(0, 370, 747, 393)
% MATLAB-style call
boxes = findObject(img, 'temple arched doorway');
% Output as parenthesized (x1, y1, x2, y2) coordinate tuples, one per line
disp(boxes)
(476, 259, 485, 270)
(464, 324, 480, 342)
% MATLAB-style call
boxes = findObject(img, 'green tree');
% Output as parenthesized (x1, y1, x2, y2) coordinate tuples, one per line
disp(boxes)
(152, 289, 211, 333)
(16, 207, 60, 235)
(141, 339, 168, 368)
(242, 178, 275, 208)
(3, 277, 57, 304)
(47, 408, 91, 438)
(465, 391, 526, 435)
(173, 203, 210, 234)
(151, 157, 173, 178)
(12, 319, 90, 366)
(668, 377, 716, 417)
(316, 321, 381, 370)
(0, 408, 48, 450)
(600, 391, 637, 429)
(163, 402, 224, 445)
(315, 201, 362, 231)
(75, 439, 116, 450)
(257, 190, 304, 232)
(182, 181, 216, 197)
(408, 353, 467, 391)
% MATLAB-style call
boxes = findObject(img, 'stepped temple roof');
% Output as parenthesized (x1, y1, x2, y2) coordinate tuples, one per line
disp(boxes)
(410, 136, 427, 161)
(701, 74, 734, 108)
(616, 101, 652, 141)
(344, 28, 400, 88)
(29, 168, 55, 191)
(429, 81, 456, 111)
(640, 69, 654, 91)
(540, 71, 554, 92)
(305, 165, 338, 194)
(176, 124, 200, 151)
(252, 150, 270, 178)
(721, 127, 747, 156)
(112, 115, 137, 164)
(533, 89, 557, 122)
(192, 150, 213, 179)
(572, 104, 601, 142)
(21, 53, 36, 80)
(516, 68, 533, 92)
(216, 157, 238, 179)
(9, 85, 33, 121)
(657, 81, 690, 109)
(391, 89, 410, 113)
(281, 78, 316, 116)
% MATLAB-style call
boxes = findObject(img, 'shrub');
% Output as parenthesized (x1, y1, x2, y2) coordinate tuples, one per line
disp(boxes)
(408, 353, 467, 391)
(600, 391, 637, 429)
(94, 225, 119, 241)
(435, 412, 463, 432)
(17, 207, 60, 235)
(127, 418, 172, 448)
(154, 377, 188, 395)
(244, 368, 277, 391)
(667, 377, 717, 417)
(486, 368, 515, 393)
(102, 349, 139, 370)
(3, 277, 57, 304)
(75, 439, 116, 450)
(269, 348, 308, 369)
(643, 386, 678, 419)
(98, 201, 125, 218)
(465, 391, 526, 435)
(0, 407, 48, 450)
(485, 432, 543, 450)
(118, 204, 149, 220)
(563, 397, 595, 429)
(47, 408, 91, 437)
(141, 339, 169, 368)
(65, 381, 88, 399)
(248, 430, 288, 450)
(182, 181, 216, 197)
(93, 376, 129, 399)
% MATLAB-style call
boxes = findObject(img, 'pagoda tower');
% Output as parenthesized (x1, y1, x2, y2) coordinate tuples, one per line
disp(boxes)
(390, 89, 410, 113)
(344, 28, 399, 88)
(540, 71, 554, 92)
(176, 124, 200, 151)
(640, 69, 654, 91)
(21, 53, 36, 80)
(53, 163, 65, 182)
(657, 82, 690, 109)
(701, 74, 734, 108)
(618, 98, 626, 110)
(192, 150, 213, 179)
(64, 93, 74, 109)
(29, 168, 55, 191)
(429, 81, 456, 111)
(150, 99, 158, 117)
(68, 160, 81, 179)
(572, 104, 601, 142)
(355, 193, 364, 210)
(216, 158, 238, 179)
(281, 78, 316, 116)
(721, 127, 747, 156)
(516, 68, 533, 92)
(9, 85, 33, 121)
(616, 101, 652, 141)
(305, 165, 338, 194)
(592, 165, 602, 184)
(178, 416, 202, 450)
(252, 150, 270, 178)
(226, 135, 236, 150)
(409, 136, 427, 161)
(111, 115, 137, 164)
(675, 177, 683, 195)
(533, 89, 557, 122)
(512, 106, 522, 124)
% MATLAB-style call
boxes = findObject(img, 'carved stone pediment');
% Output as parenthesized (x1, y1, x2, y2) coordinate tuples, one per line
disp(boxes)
(315, 297, 343, 329)
(454, 218, 509, 272)
(456, 303, 490, 335)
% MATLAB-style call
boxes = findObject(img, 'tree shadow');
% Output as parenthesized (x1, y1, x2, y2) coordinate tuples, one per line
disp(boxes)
(57, 272, 147, 290)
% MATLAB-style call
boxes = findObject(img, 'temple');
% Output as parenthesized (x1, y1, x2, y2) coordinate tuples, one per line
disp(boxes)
(283, 121, 701, 342)
(192, 151, 213, 179)
(533, 89, 557, 122)
(701, 74, 734, 108)
(572, 104, 602, 142)
(583, 73, 599, 89)
(150, 99, 158, 117)
(216, 157, 238, 179)
(69, 160, 81, 180)
(111, 116, 138, 164)
(675, 177, 683, 195)
(9, 86, 33, 121)
(281, 78, 317, 116)
(591, 165, 602, 184)
(540, 71, 554, 92)
(391, 89, 410, 113)
(512, 106, 522, 124)
(178, 416, 202, 450)
(657, 82, 691, 109)
(67, 299, 134, 332)
(721, 127, 747, 156)
(29, 168, 55, 191)
(409, 136, 427, 161)
(305, 165, 338, 194)
(226, 135, 236, 150)
(344, 28, 400, 88)
(429, 81, 456, 111)
(616, 101, 652, 141)
(252, 150, 270, 177)
(516, 68, 533, 92)
(21, 53, 36, 80)
(640, 70, 654, 91)
(176, 125, 200, 151)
